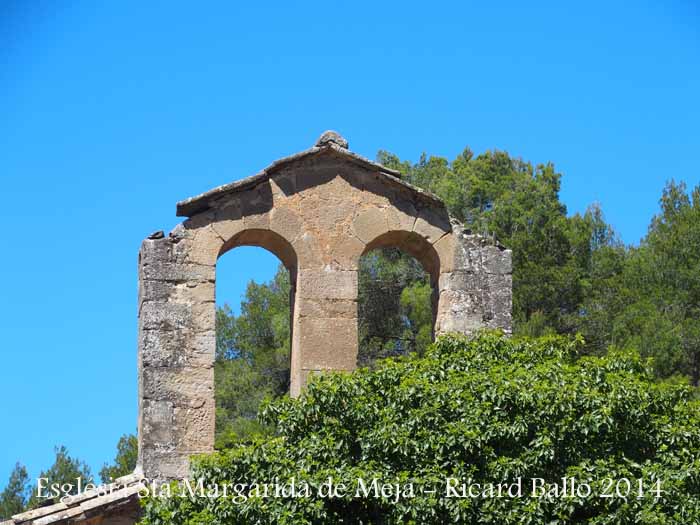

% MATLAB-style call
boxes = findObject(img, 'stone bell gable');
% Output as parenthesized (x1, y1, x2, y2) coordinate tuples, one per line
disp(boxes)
(1, 131, 512, 525)
(137, 131, 512, 483)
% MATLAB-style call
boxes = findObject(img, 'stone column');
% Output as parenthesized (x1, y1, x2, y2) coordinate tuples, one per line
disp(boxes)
(290, 267, 358, 397)
(137, 232, 216, 481)
(435, 231, 512, 336)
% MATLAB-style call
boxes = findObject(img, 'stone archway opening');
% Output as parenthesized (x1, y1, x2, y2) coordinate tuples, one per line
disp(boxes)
(213, 232, 297, 449)
(357, 231, 441, 368)
(357, 247, 435, 367)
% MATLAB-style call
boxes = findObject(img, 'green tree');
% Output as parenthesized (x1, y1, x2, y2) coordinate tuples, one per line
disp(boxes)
(141, 333, 700, 524)
(612, 181, 700, 383)
(99, 434, 137, 483)
(0, 463, 30, 520)
(26, 446, 92, 509)
(377, 149, 619, 338)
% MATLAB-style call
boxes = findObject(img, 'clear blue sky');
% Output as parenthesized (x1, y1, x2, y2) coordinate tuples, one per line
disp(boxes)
(1, 1, 698, 488)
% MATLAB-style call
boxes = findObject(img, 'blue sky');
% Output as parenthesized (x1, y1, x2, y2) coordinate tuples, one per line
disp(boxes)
(1, 0, 698, 488)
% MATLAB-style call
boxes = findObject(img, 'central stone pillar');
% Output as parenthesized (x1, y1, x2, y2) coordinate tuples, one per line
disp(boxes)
(290, 267, 358, 397)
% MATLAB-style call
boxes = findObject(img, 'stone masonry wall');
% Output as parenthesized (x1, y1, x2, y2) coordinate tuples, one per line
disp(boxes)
(137, 134, 512, 482)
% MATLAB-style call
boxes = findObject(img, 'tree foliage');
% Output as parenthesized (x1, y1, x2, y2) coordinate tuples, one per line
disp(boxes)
(0, 463, 30, 520)
(25, 446, 92, 510)
(140, 333, 700, 524)
(1, 432, 136, 517)
(99, 434, 138, 483)
(377, 149, 619, 338)
(357, 248, 432, 367)
(612, 181, 700, 383)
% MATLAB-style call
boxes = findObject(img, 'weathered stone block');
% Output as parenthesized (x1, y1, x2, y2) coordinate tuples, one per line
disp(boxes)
(212, 200, 245, 242)
(386, 201, 417, 232)
(172, 280, 215, 305)
(138, 279, 174, 308)
(140, 260, 215, 283)
(482, 245, 512, 275)
(435, 289, 485, 335)
(140, 399, 174, 447)
(413, 206, 451, 244)
(352, 206, 389, 244)
(243, 211, 270, 231)
(173, 399, 215, 453)
(190, 301, 216, 332)
(326, 235, 365, 270)
(139, 236, 179, 265)
(269, 206, 303, 244)
(297, 317, 358, 370)
(296, 298, 357, 319)
(142, 366, 213, 408)
(432, 233, 456, 273)
(438, 270, 482, 293)
(141, 450, 190, 481)
(293, 231, 325, 270)
(140, 330, 214, 369)
(452, 235, 485, 273)
(298, 268, 357, 300)
(140, 301, 192, 331)
(186, 225, 224, 266)
(483, 273, 513, 333)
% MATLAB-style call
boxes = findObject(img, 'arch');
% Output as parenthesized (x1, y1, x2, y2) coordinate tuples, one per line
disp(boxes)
(359, 231, 442, 358)
(214, 243, 293, 448)
(363, 230, 441, 285)
(215, 228, 298, 397)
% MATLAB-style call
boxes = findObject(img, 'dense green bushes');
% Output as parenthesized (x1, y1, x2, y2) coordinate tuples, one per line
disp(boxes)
(140, 333, 700, 524)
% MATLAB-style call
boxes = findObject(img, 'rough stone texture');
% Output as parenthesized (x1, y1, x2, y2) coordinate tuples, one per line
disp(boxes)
(315, 129, 349, 149)
(136, 131, 513, 485)
(435, 232, 513, 336)
(137, 233, 216, 483)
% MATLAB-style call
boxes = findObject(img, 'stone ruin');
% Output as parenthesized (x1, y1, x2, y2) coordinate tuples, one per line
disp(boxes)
(3, 131, 511, 525)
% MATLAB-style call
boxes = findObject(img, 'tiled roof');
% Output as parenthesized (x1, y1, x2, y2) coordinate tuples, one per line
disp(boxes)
(1, 473, 144, 525)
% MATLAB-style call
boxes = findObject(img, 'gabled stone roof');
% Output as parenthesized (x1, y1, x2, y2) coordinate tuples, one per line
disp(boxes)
(1, 473, 144, 525)
(176, 130, 444, 217)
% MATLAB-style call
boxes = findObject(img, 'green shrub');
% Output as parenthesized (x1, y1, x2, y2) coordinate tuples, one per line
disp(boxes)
(140, 333, 700, 524)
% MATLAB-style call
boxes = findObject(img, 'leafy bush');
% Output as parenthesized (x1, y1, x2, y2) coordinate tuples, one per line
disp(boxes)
(140, 333, 700, 524)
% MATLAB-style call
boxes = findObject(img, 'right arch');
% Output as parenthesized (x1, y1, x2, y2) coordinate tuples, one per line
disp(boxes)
(358, 231, 441, 365)
(362, 230, 441, 338)
(363, 230, 441, 285)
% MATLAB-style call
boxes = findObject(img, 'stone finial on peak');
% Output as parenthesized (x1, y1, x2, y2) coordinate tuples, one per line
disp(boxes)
(315, 130, 348, 149)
